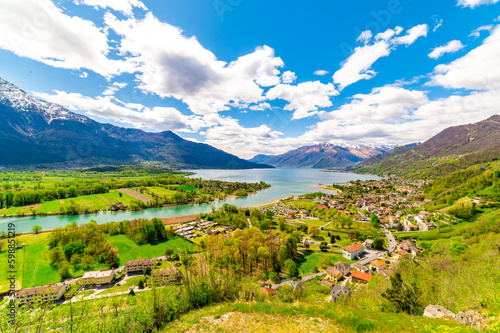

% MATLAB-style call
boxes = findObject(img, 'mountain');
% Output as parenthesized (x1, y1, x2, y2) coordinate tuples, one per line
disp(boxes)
(350, 143, 419, 168)
(353, 115, 500, 178)
(248, 143, 392, 169)
(0, 78, 272, 169)
(247, 154, 271, 164)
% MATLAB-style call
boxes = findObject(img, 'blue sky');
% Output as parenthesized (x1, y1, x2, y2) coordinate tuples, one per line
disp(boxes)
(0, 0, 499, 158)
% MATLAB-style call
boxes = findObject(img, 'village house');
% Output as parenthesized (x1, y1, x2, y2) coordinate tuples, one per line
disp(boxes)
(369, 259, 385, 272)
(329, 285, 351, 302)
(151, 268, 180, 284)
(354, 262, 370, 274)
(126, 259, 156, 273)
(81, 269, 116, 285)
(325, 267, 343, 283)
(260, 287, 276, 296)
(342, 244, 365, 260)
(350, 270, 372, 283)
(364, 239, 373, 249)
(16, 284, 69, 305)
(334, 261, 351, 276)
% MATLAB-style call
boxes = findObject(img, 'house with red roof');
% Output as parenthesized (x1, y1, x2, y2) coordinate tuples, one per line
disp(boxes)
(316, 205, 329, 210)
(350, 270, 372, 283)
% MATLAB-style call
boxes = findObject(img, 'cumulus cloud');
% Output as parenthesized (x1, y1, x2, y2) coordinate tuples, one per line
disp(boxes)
(249, 102, 272, 111)
(34, 90, 190, 131)
(299, 86, 500, 146)
(313, 70, 329, 76)
(266, 81, 338, 119)
(0, 0, 126, 77)
(281, 71, 297, 84)
(74, 0, 146, 16)
(333, 25, 428, 90)
(457, 0, 499, 8)
(357, 30, 373, 44)
(431, 25, 500, 90)
(428, 40, 465, 59)
(105, 13, 284, 114)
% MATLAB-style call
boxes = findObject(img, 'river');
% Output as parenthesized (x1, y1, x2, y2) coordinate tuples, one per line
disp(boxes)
(0, 168, 381, 233)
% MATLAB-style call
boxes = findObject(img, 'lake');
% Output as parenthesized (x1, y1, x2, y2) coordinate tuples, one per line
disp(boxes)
(0, 168, 381, 233)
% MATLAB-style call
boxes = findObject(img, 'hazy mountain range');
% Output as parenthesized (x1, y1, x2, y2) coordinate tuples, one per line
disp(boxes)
(248, 143, 394, 169)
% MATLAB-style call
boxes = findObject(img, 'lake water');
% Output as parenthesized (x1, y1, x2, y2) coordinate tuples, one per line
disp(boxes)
(0, 168, 381, 233)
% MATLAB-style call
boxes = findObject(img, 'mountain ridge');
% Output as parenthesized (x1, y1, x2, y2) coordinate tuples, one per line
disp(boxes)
(248, 143, 393, 169)
(0, 78, 272, 169)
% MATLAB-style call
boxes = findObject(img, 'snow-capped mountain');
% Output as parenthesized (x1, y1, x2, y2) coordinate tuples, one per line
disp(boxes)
(0, 77, 271, 169)
(248, 143, 392, 169)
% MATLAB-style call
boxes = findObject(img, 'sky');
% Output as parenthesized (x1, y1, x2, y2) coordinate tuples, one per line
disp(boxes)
(0, 0, 499, 159)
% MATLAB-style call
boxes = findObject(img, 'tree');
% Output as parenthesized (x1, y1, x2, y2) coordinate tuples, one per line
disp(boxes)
(373, 238, 384, 250)
(307, 224, 319, 237)
(58, 262, 71, 280)
(32, 224, 42, 234)
(165, 248, 174, 258)
(285, 259, 299, 278)
(129, 288, 135, 296)
(370, 214, 381, 228)
(381, 272, 423, 315)
(138, 279, 145, 289)
(330, 234, 336, 244)
(144, 267, 152, 276)
(278, 217, 286, 232)
(319, 241, 328, 252)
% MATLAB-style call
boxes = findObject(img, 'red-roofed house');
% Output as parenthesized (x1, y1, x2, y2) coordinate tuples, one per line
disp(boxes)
(342, 244, 365, 260)
(260, 287, 276, 296)
(350, 270, 372, 283)
(317, 205, 329, 210)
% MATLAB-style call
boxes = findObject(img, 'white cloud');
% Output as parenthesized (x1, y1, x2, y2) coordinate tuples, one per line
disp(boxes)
(266, 81, 338, 119)
(428, 40, 465, 59)
(457, 0, 499, 8)
(34, 90, 190, 131)
(394, 24, 429, 46)
(333, 40, 391, 89)
(299, 86, 500, 146)
(0, 0, 127, 77)
(74, 0, 146, 16)
(313, 70, 329, 76)
(249, 102, 272, 111)
(357, 30, 373, 44)
(333, 25, 428, 90)
(105, 13, 284, 114)
(433, 19, 443, 32)
(319, 86, 429, 124)
(79, 72, 88, 78)
(281, 71, 297, 84)
(431, 25, 500, 90)
(469, 25, 493, 38)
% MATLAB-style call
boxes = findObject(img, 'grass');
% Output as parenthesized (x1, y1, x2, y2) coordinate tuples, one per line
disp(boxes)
(0, 190, 140, 216)
(147, 186, 178, 198)
(297, 250, 355, 275)
(162, 300, 476, 333)
(108, 235, 196, 264)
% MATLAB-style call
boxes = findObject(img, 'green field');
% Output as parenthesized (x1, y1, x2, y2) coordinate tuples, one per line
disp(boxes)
(298, 250, 355, 275)
(0, 190, 140, 216)
(108, 235, 196, 263)
(100, 276, 143, 295)
(147, 186, 179, 198)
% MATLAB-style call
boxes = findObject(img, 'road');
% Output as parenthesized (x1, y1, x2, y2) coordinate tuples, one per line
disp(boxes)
(270, 272, 326, 289)
(383, 228, 396, 252)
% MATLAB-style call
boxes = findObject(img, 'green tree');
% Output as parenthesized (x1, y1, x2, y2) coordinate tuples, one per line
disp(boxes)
(285, 259, 299, 278)
(138, 279, 145, 289)
(381, 272, 423, 315)
(32, 224, 42, 234)
(307, 224, 319, 236)
(278, 217, 286, 232)
(373, 237, 384, 250)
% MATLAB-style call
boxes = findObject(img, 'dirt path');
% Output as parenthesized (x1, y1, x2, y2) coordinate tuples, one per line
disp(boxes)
(160, 214, 199, 226)
(117, 188, 152, 203)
